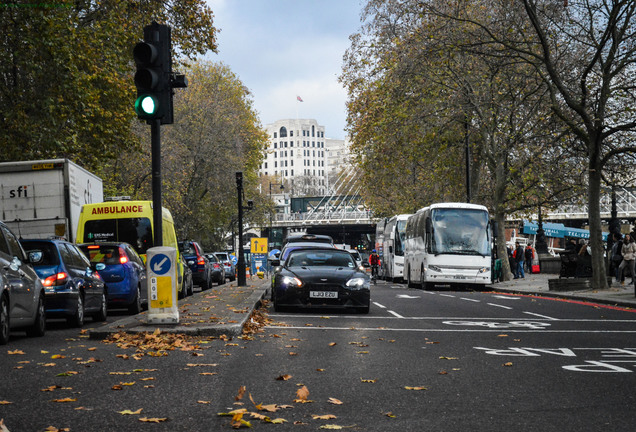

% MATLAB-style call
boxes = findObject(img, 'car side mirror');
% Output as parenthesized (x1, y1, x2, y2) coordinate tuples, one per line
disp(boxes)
(271, 259, 281, 267)
(95, 263, 106, 271)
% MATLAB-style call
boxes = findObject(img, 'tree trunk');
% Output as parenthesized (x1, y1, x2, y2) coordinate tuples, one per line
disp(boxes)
(495, 209, 513, 281)
(588, 154, 609, 289)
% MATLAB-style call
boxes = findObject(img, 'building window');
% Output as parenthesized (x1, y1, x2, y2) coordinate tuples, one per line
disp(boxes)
(312, 141, 315, 147)
(274, 142, 277, 148)
(274, 132, 277, 138)
(265, 162, 268, 168)
(312, 125, 315, 137)
(290, 150, 293, 156)
(290, 131, 294, 137)
(291, 169, 294, 176)
(279, 126, 288, 138)
(274, 161, 277, 167)
(290, 141, 294, 147)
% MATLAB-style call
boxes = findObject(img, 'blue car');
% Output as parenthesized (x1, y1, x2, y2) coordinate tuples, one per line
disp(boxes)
(79, 242, 148, 314)
(20, 239, 107, 328)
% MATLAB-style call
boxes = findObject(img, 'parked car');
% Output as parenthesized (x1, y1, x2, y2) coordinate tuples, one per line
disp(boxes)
(205, 253, 226, 285)
(271, 247, 370, 314)
(0, 221, 46, 345)
(78, 242, 147, 314)
(180, 254, 194, 298)
(214, 252, 236, 281)
(347, 249, 363, 268)
(178, 241, 212, 291)
(20, 239, 107, 327)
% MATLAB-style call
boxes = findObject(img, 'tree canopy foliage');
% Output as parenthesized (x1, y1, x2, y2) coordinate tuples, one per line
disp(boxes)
(0, 0, 217, 171)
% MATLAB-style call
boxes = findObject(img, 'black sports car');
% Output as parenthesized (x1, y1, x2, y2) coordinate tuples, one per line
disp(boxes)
(271, 248, 370, 313)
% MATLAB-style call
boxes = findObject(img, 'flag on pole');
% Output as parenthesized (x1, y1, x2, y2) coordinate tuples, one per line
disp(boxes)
(296, 96, 303, 102)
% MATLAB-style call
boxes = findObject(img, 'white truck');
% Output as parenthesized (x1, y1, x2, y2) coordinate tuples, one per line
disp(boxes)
(0, 159, 103, 242)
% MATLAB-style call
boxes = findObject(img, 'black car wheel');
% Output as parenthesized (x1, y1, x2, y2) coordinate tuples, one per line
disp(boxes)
(26, 293, 46, 337)
(68, 293, 85, 328)
(93, 292, 108, 322)
(0, 294, 10, 345)
(188, 278, 194, 296)
(128, 286, 142, 314)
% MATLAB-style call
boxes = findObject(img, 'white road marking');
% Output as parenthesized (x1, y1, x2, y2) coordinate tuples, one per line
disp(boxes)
(396, 295, 420, 299)
(487, 303, 513, 310)
(388, 310, 404, 318)
(266, 325, 636, 333)
(373, 302, 386, 309)
(523, 311, 559, 320)
(493, 295, 520, 300)
(460, 297, 481, 302)
(439, 294, 456, 298)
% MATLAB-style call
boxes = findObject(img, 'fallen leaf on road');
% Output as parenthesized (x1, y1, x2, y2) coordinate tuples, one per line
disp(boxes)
(139, 417, 168, 423)
(0, 401, 13, 405)
(503, 362, 513, 367)
(118, 409, 143, 415)
(328, 398, 343, 405)
(198, 400, 211, 404)
(328, 342, 337, 347)
(313, 414, 337, 420)
(51, 398, 77, 403)
(360, 379, 376, 383)
(404, 386, 427, 391)
(384, 412, 396, 418)
(439, 356, 458, 360)
(276, 374, 292, 381)
(8, 350, 25, 355)
(235, 385, 246, 401)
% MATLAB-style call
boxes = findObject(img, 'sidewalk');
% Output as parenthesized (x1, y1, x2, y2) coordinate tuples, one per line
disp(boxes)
(488, 272, 636, 308)
(89, 276, 270, 340)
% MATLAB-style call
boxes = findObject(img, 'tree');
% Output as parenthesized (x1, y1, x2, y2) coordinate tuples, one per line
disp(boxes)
(436, 0, 636, 288)
(0, 0, 216, 173)
(342, 0, 580, 280)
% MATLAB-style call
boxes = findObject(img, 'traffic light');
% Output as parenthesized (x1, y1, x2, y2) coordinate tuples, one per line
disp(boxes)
(133, 22, 172, 123)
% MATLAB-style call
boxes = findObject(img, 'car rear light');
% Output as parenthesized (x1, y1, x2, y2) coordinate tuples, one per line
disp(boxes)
(43, 272, 68, 287)
(119, 247, 128, 264)
(87, 245, 100, 249)
(197, 255, 206, 265)
(213, 263, 221, 269)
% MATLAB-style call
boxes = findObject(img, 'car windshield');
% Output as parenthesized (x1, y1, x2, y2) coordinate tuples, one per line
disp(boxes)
(79, 245, 121, 265)
(21, 241, 59, 266)
(206, 254, 218, 263)
(216, 253, 228, 261)
(287, 250, 355, 268)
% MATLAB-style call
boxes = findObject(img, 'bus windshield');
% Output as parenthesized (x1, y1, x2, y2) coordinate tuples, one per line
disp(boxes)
(430, 208, 490, 256)
(395, 219, 407, 256)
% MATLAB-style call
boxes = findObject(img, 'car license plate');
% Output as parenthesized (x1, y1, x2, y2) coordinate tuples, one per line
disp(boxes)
(453, 275, 467, 280)
(310, 291, 338, 299)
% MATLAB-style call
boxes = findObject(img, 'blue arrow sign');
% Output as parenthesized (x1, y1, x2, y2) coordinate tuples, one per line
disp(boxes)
(150, 253, 171, 275)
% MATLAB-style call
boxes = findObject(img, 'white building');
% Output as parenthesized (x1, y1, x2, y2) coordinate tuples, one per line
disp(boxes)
(325, 136, 352, 190)
(260, 119, 328, 196)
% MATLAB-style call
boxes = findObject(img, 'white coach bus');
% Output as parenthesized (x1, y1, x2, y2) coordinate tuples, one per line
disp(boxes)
(381, 214, 412, 282)
(404, 203, 491, 289)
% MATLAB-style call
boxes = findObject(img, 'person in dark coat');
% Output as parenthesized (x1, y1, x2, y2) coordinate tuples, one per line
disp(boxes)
(514, 241, 525, 279)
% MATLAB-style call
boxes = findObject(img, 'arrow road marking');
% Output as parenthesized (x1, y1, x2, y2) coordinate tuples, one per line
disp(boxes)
(153, 257, 168, 272)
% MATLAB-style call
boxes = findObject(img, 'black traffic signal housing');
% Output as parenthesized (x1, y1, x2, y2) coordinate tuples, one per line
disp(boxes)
(133, 22, 173, 124)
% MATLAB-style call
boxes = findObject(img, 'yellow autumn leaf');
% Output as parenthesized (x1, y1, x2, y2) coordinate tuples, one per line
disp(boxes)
(404, 386, 427, 391)
(51, 354, 65, 359)
(270, 418, 287, 424)
(320, 425, 344, 430)
(0, 401, 13, 405)
(51, 398, 77, 403)
(8, 350, 25, 355)
(328, 397, 343, 405)
(313, 414, 337, 420)
(296, 385, 309, 401)
(276, 374, 292, 381)
(139, 417, 168, 423)
(118, 409, 143, 415)
(503, 362, 513, 367)
(197, 400, 211, 404)
(360, 378, 377, 383)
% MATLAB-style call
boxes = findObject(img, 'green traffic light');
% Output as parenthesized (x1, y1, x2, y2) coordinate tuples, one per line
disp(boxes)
(135, 94, 158, 116)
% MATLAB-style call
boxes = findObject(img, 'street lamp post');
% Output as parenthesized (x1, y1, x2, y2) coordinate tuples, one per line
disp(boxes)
(269, 182, 284, 250)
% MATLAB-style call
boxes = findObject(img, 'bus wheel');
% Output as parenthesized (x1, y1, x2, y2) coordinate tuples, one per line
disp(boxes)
(406, 266, 416, 288)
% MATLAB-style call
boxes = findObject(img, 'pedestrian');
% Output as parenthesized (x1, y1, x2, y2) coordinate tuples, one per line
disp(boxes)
(508, 244, 517, 279)
(611, 233, 623, 283)
(565, 238, 577, 252)
(524, 244, 534, 273)
(514, 241, 525, 279)
(618, 234, 636, 286)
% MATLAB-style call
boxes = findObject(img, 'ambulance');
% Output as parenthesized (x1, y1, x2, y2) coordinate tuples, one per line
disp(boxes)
(75, 199, 188, 298)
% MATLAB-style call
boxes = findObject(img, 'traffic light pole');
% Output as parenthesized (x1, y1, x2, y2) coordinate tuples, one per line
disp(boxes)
(151, 119, 163, 247)
(236, 172, 246, 287)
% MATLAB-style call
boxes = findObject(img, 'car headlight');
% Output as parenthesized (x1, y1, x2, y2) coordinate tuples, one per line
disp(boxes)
(478, 267, 490, 274)
(281, 276, 303, 287)
(428, 265, 442, 272)
(346, 277, 369, 290)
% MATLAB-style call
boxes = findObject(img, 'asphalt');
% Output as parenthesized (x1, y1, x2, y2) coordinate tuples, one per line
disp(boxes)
(89, 271, 636, 339)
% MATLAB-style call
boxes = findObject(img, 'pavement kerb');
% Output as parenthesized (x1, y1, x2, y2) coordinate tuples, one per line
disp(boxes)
(88, 279, 270, 340)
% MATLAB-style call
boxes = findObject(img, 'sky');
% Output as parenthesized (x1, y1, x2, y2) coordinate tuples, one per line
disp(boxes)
(205, 0, 365, 140)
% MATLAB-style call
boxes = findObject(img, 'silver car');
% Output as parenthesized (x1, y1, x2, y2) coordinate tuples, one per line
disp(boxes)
(214, 252, 236, 282)
(0, 221, 46, 344)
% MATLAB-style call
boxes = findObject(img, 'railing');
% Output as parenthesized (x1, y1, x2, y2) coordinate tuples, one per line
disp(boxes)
(273, 209, 377, 225)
